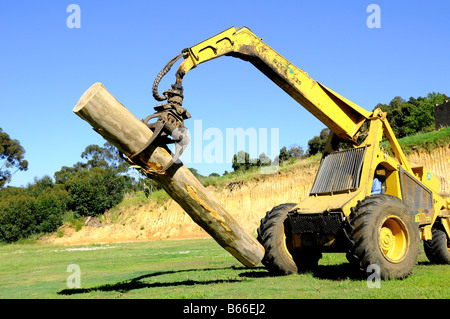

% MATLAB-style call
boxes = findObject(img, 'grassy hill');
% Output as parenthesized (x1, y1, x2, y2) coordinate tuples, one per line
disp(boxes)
(381, 126, 450, 155)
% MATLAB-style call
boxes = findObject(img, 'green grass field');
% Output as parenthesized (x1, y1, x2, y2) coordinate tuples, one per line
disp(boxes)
(0, 238, 448, 299)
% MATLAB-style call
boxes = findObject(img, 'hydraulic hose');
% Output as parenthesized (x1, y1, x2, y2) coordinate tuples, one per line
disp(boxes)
(152, 50, 188, 101)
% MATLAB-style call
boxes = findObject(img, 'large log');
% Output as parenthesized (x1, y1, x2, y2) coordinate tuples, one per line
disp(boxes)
(73, 83, 264, 267)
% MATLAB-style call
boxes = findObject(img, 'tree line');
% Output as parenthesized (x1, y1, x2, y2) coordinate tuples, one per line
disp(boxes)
(0, 142, 136, 242)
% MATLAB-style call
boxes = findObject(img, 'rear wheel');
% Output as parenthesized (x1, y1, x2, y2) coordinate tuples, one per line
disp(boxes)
(424, 224, 450, 264)
(345, 195, 419, 279)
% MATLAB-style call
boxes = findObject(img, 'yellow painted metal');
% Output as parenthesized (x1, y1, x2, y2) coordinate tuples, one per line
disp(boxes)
(291, 107, 450, 226)
(442, 218, 450, 245)
(283, 235, 294, 259)
(378, 215, 410, 263)
(384, 169, 402, 198)
(421, 225, 433, 241)
(170, 26, 450, 247)
(411, 166, 442, 194)
(297, 111, 386, 217)
(175, 27, 372, 143)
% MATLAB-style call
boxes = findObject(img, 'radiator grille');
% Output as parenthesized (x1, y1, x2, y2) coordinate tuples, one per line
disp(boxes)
(311, 147, 366, 194)
(284, 212, 343, 234)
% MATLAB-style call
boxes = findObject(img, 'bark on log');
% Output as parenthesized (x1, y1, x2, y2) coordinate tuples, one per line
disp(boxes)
(73, 83, 264, 267)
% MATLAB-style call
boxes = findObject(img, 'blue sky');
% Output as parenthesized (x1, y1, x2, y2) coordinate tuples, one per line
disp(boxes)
(1, 1, 449, 187)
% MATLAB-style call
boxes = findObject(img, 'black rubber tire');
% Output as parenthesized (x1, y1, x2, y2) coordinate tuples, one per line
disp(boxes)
(423, 224, 450, 264)
(257, 203, 298, 275)
(345, 194, 420, 279)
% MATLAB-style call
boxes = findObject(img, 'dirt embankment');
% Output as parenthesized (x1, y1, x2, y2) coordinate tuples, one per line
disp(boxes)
(42, 145, 449, 246)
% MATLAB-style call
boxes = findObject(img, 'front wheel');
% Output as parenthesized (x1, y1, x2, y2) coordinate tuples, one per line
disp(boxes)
(345, 195, 419, 279)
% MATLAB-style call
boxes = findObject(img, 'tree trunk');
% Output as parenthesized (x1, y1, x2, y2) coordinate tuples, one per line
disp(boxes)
(73, 83, 264, 267)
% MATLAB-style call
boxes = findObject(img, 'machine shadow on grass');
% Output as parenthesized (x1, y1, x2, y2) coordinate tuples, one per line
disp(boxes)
(58, 266, 244, 295)
(58, 263, 364, 295)
(239, 263, 365, 281)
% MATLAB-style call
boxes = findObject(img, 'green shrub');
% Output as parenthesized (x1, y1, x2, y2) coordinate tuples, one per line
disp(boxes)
(0, 178, 69, 243)
(34, 190, 68, 233)
(149, 189, 170, 207)
(65, 167, 126, 217)
(0, 195, 37, 243)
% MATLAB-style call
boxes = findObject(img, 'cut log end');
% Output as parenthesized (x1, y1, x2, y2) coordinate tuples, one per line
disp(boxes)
(73, 82, 104, 113)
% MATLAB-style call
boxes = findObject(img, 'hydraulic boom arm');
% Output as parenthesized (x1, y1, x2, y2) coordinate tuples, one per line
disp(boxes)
(172, 27, 372, 143)
(148, 26, 412, 174)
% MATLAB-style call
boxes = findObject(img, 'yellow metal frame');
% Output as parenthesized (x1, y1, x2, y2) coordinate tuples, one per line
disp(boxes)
(175, 27, 371, 143)
(295, 109, 449, 242)
(171, 26, 449, 243)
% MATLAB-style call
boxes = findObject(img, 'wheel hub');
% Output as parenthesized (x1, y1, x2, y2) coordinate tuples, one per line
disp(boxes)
(380, 227, 395, 251)
(378, 216, 409, 263)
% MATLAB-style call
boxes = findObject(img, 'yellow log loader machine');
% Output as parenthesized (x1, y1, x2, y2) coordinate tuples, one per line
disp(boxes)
(148, 26, 450, 279)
